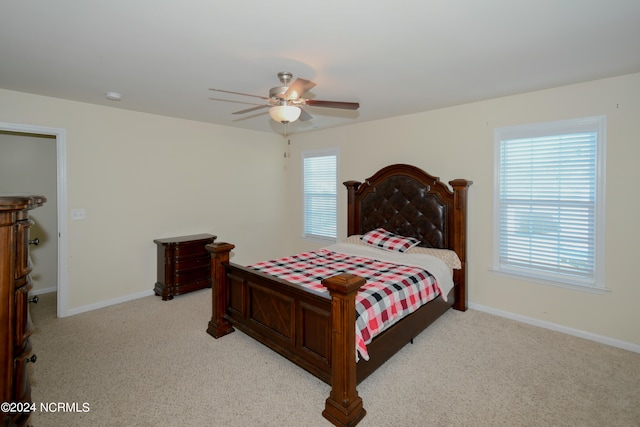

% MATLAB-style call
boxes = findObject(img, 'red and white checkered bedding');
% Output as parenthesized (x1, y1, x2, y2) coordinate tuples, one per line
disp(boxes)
(248, 242, 454, 361)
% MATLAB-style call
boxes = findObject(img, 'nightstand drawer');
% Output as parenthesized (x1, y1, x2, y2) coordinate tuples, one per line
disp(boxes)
(172, 254, 210, 272)
(174, 266, 210, 283)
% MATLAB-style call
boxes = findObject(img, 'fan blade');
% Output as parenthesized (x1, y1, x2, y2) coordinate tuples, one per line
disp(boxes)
(209, 88, 269, 100)
(305, 100, 360, 110)
(284, 78, 316, 99)
(299, 108, 313, 121)
(208, 97, 265, 106)
(233, 104, 269, 115)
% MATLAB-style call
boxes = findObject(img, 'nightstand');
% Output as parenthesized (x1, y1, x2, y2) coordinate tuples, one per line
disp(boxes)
(153, 234, 216, 300)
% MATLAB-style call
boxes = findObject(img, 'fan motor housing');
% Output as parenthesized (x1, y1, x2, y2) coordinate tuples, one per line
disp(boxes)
(269, 86, 288, 99)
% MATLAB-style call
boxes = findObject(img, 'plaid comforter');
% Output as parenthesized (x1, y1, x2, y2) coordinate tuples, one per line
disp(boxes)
(249, 246, 443, 361)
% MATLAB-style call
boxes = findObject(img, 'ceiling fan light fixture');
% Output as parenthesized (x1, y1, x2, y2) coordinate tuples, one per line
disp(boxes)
(269, 105, 301, 124)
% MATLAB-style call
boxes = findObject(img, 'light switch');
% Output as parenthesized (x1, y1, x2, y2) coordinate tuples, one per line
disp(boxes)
(71, 208, 86, 220)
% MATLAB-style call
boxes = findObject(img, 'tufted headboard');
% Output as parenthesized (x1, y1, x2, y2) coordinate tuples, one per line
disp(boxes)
(344, 164, 472, 309)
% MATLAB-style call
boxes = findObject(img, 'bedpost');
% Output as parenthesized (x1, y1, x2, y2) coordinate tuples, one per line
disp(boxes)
(343, 180, 361, 236)
(206, 241, 236, 338)
(449, 179, 473, 311)
(322, 274, 367, 427)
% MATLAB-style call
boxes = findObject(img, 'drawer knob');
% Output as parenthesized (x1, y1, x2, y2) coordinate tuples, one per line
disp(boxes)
(25, 354, 37, 364)
(29, 295, 39, 304)
(29, 237, 40, 246)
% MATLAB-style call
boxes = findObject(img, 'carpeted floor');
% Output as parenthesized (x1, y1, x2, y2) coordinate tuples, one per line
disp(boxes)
(27, 291, 640, 427)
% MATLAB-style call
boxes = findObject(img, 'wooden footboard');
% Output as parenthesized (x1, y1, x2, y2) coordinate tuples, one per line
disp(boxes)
(207, 241, 366, 426)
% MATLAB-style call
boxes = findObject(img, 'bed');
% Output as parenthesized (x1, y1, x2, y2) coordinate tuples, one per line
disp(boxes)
(206, 163, 472, 426)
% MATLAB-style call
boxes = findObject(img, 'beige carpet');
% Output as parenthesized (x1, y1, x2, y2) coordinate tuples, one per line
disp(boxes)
(28, 291, 640, 427)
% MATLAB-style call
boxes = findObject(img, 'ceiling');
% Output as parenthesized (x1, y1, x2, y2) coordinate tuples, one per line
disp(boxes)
(2, 1, 640, 136)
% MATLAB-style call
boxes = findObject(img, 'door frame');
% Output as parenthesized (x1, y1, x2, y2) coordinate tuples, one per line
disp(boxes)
(0, 121, 68, 318)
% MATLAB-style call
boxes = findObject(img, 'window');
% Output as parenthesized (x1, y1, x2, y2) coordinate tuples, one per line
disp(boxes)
(493, 116, 606, 291)
(303, 149, 338, 242)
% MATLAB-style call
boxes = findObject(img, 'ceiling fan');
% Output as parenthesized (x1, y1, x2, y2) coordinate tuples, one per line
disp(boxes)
(209, 71, 359, 126)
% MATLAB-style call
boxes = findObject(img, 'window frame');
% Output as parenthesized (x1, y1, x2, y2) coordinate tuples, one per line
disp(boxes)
(301, 148, 339, 243)
(492, 116, 607, 292)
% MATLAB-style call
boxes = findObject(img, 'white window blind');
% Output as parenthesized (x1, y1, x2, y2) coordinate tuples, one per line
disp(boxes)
(494, 117, 606, 290)
(303, 150, 337, 241)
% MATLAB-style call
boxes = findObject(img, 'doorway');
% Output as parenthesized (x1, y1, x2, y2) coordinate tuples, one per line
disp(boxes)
(0, 122, 68, 317)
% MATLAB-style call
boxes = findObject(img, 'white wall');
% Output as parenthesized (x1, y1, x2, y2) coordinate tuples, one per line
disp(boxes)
(0, 89, 287, 313)
(286, 73, 640, 348)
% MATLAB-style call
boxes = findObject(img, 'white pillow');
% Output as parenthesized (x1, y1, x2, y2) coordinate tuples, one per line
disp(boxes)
(344, 235, 462, 270)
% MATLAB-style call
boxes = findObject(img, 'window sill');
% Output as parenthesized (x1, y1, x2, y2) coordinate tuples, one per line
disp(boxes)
(490, 268, 610, 295)
(302, 235, 337, 245)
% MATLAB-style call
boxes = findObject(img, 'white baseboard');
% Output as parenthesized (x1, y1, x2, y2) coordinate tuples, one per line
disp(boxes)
(469, 302, 640, 354)
(31, 286, 57, 296)
(60, 289, 156, 317)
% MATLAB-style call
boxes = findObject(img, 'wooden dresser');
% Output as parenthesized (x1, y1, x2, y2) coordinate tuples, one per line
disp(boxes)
(1, 194, 46, 427)
(154, 234, 216, 300)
